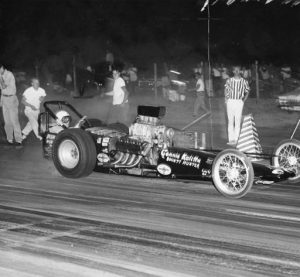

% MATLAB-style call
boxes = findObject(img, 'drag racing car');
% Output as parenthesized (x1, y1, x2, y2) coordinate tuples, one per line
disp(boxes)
(38, 101, 300, 199)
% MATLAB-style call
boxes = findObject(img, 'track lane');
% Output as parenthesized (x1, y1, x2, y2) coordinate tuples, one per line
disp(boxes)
(0, 145, 299, 276)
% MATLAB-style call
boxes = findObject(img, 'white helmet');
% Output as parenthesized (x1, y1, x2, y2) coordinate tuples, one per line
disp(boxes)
(56, 110, 71, 127)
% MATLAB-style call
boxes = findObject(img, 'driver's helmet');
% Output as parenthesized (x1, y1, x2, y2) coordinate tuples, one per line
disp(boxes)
(56, 110, 71, 128)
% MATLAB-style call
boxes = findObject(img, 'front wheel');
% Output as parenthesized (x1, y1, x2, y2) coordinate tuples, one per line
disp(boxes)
(212, 149, 254, 198)
(52, 129, 96, 178)
(272, 139, 300, 183)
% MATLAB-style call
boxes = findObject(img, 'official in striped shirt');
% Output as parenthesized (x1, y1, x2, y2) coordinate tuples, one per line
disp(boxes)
(224, 66, 250, 145)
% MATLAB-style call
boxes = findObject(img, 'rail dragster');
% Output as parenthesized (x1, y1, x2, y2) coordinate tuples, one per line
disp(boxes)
(38, 101, 300, 198)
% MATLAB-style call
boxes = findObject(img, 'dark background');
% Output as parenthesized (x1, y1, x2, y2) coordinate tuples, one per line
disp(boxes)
(0, 0, 299, 71)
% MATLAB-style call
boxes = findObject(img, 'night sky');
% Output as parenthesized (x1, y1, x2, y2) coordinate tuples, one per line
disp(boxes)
(0, 0, 299, 69)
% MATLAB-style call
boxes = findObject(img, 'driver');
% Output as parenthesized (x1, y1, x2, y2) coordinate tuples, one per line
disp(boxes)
(49, 110, 71, 133)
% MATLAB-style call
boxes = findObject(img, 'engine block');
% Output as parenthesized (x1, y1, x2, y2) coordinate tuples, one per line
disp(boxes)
(115, 136, 144, 154)
(129, 113, 174, 146)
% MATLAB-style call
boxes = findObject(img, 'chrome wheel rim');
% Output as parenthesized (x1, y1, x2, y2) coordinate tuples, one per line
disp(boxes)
(215, 154, 249, 195)
(276, 143, 300, 177)
(58, 139, 80, 169)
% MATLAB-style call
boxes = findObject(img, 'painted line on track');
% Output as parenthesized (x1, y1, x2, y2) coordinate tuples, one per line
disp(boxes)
(226, 209, 300, 222)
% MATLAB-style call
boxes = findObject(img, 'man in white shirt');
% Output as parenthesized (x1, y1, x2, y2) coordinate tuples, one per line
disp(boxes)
(193, 73, 208, 117)
(21, 78, 46, 140)
(106, 69, 129, 125)
(0, 63, 23, 145)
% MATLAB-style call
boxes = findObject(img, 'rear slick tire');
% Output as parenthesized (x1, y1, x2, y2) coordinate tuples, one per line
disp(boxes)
(212, 149, 254, 198)
(52, 129, 96, 178)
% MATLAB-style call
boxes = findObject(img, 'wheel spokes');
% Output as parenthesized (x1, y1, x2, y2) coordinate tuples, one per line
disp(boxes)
(218, 154, 248, 192)
(278, 144, 300, 173)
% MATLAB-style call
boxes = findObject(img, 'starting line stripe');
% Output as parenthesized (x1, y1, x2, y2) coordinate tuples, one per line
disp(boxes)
(226, 209, 300, 222)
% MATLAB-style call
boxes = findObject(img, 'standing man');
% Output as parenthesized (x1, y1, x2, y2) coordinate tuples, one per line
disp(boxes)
(105, 68, 129, 125)
(21, 78, 46, 141)
(221, 65, 230, 90)
(127, 65, 138, 94)
(212, 63, 222, 97)
(161, 73, 171, 99)
(105, 49, 114, 72)
(203, 62, 214, 97)
(193, 73, 208, 117)
(225, 66, 250, 145)
(0, 63, 23, 145)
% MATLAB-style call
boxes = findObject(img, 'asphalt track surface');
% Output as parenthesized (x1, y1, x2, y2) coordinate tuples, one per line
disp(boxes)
(0, 142, 299, 277)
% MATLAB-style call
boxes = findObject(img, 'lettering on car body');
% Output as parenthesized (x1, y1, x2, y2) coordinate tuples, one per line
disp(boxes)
(202, 168, 211, 177)
(161, 149, 201, 169)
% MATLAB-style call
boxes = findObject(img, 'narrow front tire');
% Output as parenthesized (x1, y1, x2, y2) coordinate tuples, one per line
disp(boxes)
(272, 139, 300, 183)
(212, 149, 254, 198)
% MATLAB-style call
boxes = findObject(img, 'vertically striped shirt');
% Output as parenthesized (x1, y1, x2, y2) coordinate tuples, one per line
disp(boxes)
(224, 77, 250, 100)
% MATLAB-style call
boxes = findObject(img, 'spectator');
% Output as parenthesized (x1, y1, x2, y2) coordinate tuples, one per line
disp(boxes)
(21, 78, 46, 141)
(161, 75, 170, 99)
(224, 66, 250, 145)
(194, 61, 203, 75)
(242, 66, 252, 81)
(259, 66, 270, 81)
(212, 63, 222, 97)
(280, 65, 292, 93)
(105, 68, 129, 125)
(0, 63, 22, 145)
(221, 65, 230, 94)
(203, 62, 214, 97)
(105, 49, 114, 71)
(193, 73, 208, 117)
(127, 65, 138, 94)
(281, 65, 291, 80)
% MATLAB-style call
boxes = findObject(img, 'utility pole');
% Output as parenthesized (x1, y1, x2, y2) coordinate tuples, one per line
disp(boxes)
(255, 60, 260, 101)
(154, 63, 158, 103)
(207, 0, 214, 149)
(72, 47, 79, 98)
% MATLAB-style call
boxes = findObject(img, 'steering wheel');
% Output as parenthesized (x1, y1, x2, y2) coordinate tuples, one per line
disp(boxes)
(73, 115, 88, 128)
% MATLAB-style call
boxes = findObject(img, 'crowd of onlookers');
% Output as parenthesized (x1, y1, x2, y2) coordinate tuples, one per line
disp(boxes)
(1, 56, 300, 146)
(157, 61, 300, 101)
(194, 61, 299, 97)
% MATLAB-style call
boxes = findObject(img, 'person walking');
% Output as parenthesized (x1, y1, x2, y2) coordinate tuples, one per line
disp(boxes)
(193, 73, 208, 117)
(224, 66, 250, 145)
(0, 63, 23, 145)
(105, 68, 129, 125)
(21, 78, 46, 141)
